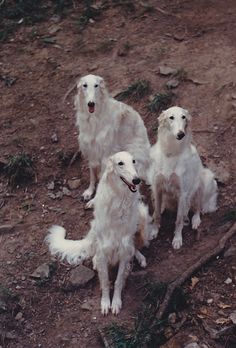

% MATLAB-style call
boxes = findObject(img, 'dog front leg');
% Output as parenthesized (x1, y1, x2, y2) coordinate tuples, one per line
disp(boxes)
(172, 196, 188, 249)
(153, 182, 162, 230)
(111, 260, 130, 315)
(96, 255, 110, 315)
(82, 166, 96, 201)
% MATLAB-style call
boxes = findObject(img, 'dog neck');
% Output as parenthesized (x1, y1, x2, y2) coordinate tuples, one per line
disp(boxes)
(158, 126, 192, 157)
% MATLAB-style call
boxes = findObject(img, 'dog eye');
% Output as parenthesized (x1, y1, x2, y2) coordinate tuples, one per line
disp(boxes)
(83, 83, 87, 88)
(169, 116, 174, 120)
(118, 161, 124, 166)
(182, 115, 186, 119)
(133, 160, 136, 164)
(94, 84, 98, 88)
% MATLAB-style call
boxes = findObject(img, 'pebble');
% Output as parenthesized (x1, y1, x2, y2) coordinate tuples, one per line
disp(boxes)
(224, 277, 232, 284)
(15, 312, 23, 321)
(69, 265, 95, 288)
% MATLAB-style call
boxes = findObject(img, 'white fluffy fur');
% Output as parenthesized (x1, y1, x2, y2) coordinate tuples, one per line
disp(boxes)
(46, 151, 156, 315)
(148, 106, 217, 250)
(75, 74, 150, 202)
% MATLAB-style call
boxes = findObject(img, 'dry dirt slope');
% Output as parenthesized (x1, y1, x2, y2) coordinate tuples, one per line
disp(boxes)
(0, 1, 236, 347)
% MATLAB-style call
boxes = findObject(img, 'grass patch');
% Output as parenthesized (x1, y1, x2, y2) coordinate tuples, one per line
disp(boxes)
(4, 153, 35, 187)
(222, 209, 236, 223)
(115, 80, 151, 102)
(103, 279, 188, 347)
(148, 91, 173, 113)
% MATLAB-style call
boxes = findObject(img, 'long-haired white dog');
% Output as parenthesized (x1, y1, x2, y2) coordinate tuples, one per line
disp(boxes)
(148, 106, 217, 249)
(75, 74, 150, 203)
(46, 152, 156, 315)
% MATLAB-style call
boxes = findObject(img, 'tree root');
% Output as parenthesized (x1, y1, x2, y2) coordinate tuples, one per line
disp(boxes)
(156, 222, 236, 320)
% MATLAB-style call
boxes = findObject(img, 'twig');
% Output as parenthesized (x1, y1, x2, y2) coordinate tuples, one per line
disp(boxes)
(69, 150, 80, 167)
(154, 5, 181, 18)
(156, 222, 236, 320)
(220, 118, 235, 136)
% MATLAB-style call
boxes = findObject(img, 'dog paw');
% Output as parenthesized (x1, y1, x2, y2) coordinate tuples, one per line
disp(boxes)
(82, 188, 94, 201)
(85, 198, 94, 210)
(172, 235, 182, 249)
(192, 214, 201, 230)
(149, 226, 159, 240)
(101, 297, 110, 316)
(111, 297, 122, 315)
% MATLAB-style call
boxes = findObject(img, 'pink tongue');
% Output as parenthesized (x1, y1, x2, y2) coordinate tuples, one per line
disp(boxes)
(89, 105, 95, 113)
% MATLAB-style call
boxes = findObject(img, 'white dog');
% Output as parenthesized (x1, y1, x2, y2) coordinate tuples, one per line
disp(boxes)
(148, 106, 217, 250)
(46, 152, 157, 315)
(74, 74, 150, 203)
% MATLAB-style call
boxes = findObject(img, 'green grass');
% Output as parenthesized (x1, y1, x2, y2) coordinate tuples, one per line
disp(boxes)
(148, 91, 173, 113)
(4, 153, 35, 187)
(115, 80, 151, 102)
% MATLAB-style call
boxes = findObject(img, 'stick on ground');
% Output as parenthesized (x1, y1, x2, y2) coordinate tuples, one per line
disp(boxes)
(156, 222, 236, 320)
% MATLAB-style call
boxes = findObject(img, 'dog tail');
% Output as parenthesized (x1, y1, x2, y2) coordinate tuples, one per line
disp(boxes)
(45, 225, 95, 265)
(201, 168, 218, 213)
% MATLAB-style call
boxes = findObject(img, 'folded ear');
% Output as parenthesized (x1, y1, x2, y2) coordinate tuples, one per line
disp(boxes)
(74, 77, 84, 111)
(158, 110, 167, 125)
(184, 109, 192, 122)
(105, 157, 114, 175)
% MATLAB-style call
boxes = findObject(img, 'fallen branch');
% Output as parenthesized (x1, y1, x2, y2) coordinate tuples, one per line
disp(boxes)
(156, 222, 236, 320)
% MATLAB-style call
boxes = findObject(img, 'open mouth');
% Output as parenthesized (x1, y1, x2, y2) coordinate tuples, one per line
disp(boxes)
(88, 105, 95, 113)
(120, 177, 137, 193)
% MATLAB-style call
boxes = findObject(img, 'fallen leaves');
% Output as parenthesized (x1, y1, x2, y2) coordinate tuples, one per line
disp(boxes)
(190, 277, 199, 290)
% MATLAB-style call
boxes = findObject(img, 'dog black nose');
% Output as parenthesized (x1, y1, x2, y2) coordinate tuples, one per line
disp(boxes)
(88, 101, 95, 107)
(177, 131, 185, 140)
(132, 178, 141, 185)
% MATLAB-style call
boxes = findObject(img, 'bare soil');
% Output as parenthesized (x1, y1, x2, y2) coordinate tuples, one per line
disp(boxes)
(0, 1, 236, 347)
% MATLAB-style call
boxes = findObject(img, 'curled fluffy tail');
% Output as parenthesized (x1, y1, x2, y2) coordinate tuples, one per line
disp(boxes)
(45, 225, 95, 265)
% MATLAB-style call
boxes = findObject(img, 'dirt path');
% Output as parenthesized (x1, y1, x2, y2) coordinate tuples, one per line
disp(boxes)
(0, 1, 235, 347)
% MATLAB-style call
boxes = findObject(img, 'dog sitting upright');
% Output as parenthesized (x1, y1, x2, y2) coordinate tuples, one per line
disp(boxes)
(74, 74, 150, 204)
(46, 152, 156, 315)
(148, 106, 217, 249)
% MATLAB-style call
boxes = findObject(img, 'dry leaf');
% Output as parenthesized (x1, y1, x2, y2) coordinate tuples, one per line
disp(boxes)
(200, 307, 208, 315)
(190, 276, 199, 290)
(217, 301, 231, 309)
(197, 314, 205, 319)
(215, 317, 230, 325)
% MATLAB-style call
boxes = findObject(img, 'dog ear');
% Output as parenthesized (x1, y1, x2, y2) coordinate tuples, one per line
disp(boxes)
(105, 157, 114, 175)
(74, 77, 85, 112)
(183, 108, 192, 122)
(158, 110, 167, 125)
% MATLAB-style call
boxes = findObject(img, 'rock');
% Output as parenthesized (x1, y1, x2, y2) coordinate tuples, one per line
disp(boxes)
(0, 224, 14, 235)
(224, 246, 236, 258)
(47, 191, 63, 200)
(207, 298, 213, 304)
(0, 299, 7, 312)
(68, 179, 80, 190)
(15, 312, 23, 321)
(30, 263, 50, 279)
(62, 187, 71, 196)
(168, 312, 177, 324)
(69, 265, 95, 288)
(47, 181, 55, 190)
(48, 25, 61, 35)
(224, 277, 232, 284)
(229, 310, 236, 324)
(159, 66, 177, 76)
(51, 133, 58, 143)
(166, 79, 179, 89)
(184, 344, 200, 348)
(81, 302, 92, 311)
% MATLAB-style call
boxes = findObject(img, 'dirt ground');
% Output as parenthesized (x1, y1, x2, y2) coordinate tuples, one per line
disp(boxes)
(0, 1, 236, 347)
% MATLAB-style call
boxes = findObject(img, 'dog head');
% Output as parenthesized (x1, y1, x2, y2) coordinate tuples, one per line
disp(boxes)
(106, 151, 141, 193)
(158, 106, 191, 140)
(76, 74, 107, 114)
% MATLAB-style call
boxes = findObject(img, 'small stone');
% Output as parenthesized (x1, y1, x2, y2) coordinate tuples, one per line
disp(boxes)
(81, 302, 92, 311)
(224, 277, 232, 284)
(48, 25, 61, 35)
(184, 343, 200, 348)
(30, 263, 50, 279)
(159, 66, 178, 76)
(207, 298, 213, 304)
(166, 78, 179, 89)
(47, 181, 55, 190)
(168, 312, 177, 324)
(21, 276, 26, 281)
(51, 133, 58, 143)
(0, 224, 14, 234)
(68, 179, 81, 190)
(69, 265, 95, 288)
(62, 187, 71, 196)
(15, 312, 23, 321)
(229, 310, 236, 324)
(50, 15, 61, 23)
(89, 18, 95, 24)
(15, 285, 21, 290)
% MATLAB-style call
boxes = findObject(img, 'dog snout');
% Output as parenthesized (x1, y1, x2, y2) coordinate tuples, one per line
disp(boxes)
(132, 177, 141, 185)
(176, 131, 185, 140)
(88, 101, 95, 107)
